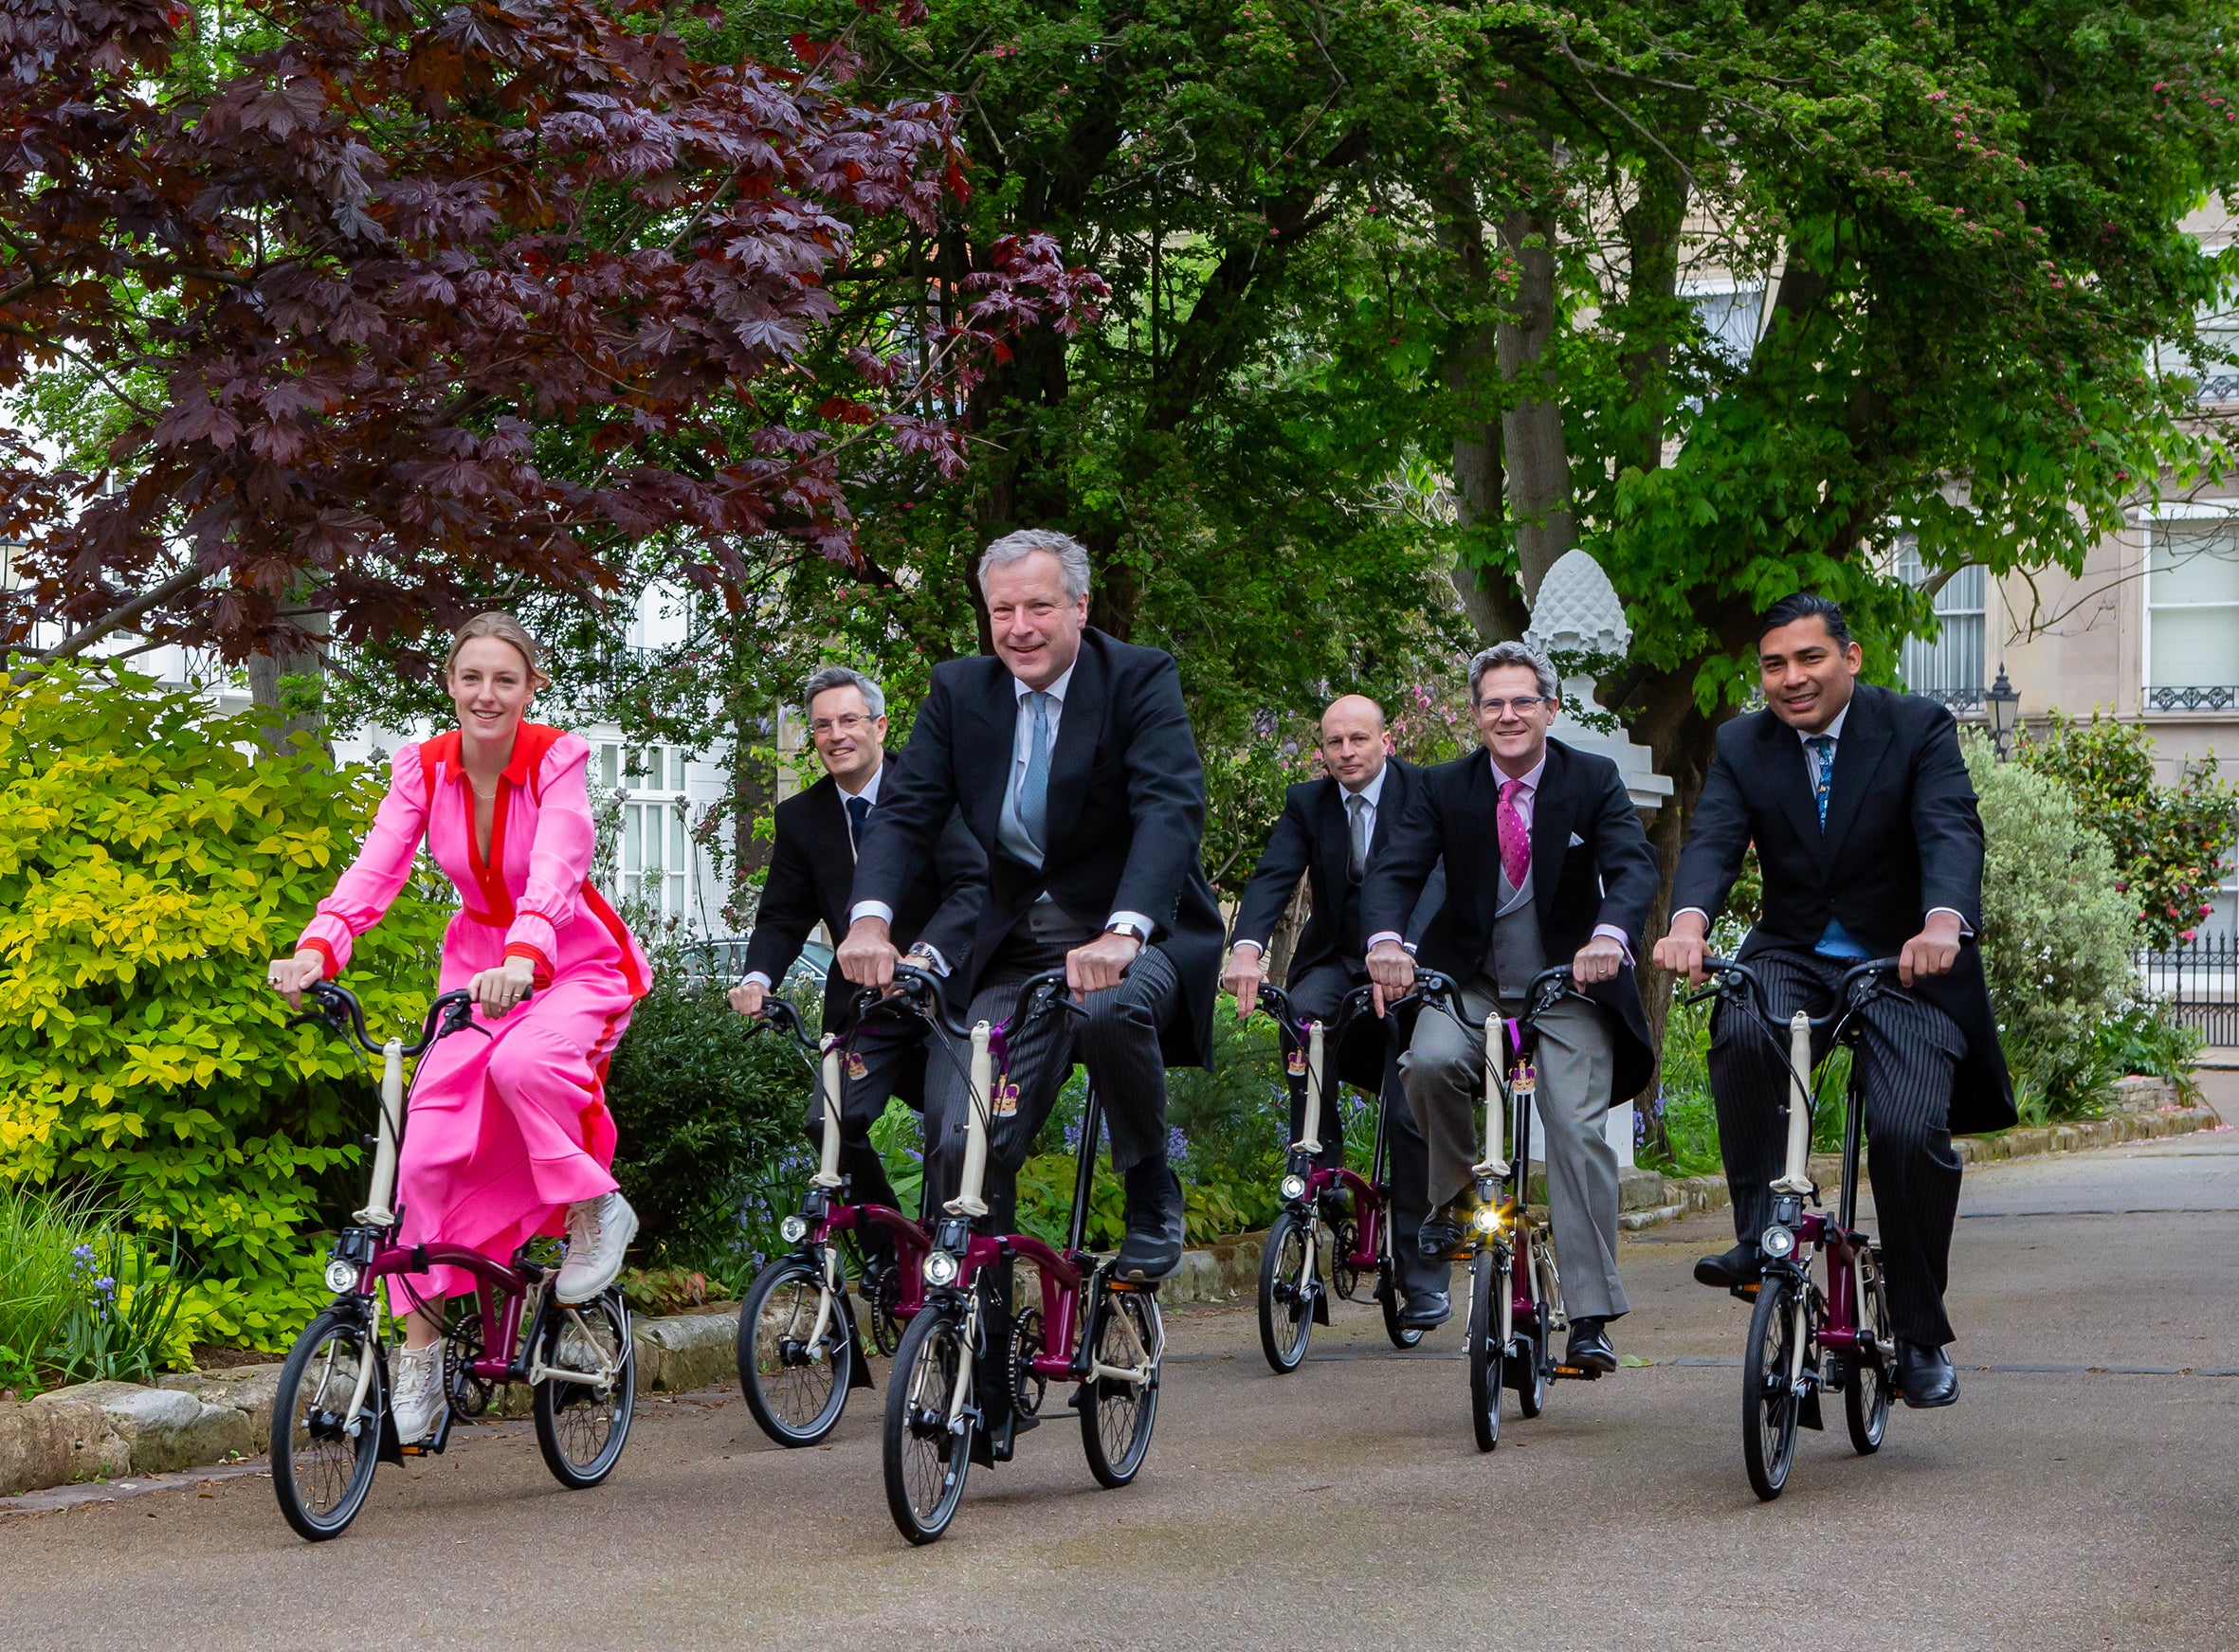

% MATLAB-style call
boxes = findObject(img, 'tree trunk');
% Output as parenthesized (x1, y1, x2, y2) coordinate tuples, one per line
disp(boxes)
(1437, 181, 1531, 645)
(1614, 155, 1690, 478)
(246, 605, 328, 762)
(1497, 191, 1574, 605)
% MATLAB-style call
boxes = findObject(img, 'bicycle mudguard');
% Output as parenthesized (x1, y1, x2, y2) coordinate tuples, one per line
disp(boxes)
(1311, 1287, 1331, 1327)
(839, 1295, 874, 1391)
(1798, 1387, 1825, 1431)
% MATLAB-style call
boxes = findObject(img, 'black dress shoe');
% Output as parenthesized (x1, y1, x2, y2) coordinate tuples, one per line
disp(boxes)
(1564, 1316, 1617, 1373)
(1693, 1243, 1764, 1289)
(1397, 1288, 1451, 1330)
(1895, 1340, 1960, 1408)
(1416, 1207, 1466, 1261)
(1115, 1161, 1184, 1281)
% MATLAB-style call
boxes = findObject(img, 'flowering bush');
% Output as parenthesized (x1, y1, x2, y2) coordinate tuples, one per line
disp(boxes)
(2020, 714, 2238, 949)
(0, 666, 449, 1350)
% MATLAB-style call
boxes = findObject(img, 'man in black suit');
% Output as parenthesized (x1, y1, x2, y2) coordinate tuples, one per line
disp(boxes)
(729, 665, 985, 1262)
(1362, 642, 1660, 1372)
(1654, 592, 2014, 1409)
(839, 529, 1223, 1282)
(1222, 694, 1452, 1326)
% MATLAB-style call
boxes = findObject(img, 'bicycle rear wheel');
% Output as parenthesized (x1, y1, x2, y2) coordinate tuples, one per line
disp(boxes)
(1742, 1274, 1805, 1500)
(1378, 1262, 1425, 1350)
(1081, 1288, 1161, 1488)
(1256, 1209, 1316, 1373)
(883, 1301, 974, 1544)
(533, 1290, 636, 1490)
(1513, 1249, 1548, 1419)
(1845, 1245, 1894, 1455)
(737, 1253, 854, 1446)
(270, 1306, 383, 1541)
(1466, 1248, 1503, 1453)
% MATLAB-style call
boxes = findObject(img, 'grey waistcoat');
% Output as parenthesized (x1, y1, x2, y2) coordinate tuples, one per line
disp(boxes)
(1485, 863, 1547, 1001)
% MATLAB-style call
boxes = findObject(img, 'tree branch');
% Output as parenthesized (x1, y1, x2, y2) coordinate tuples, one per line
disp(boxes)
(9, 564, 209, 683)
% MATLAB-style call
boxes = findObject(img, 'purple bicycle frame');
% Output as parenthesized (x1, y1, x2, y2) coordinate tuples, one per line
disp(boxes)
(813, 1203, 936, 1322)
(1301, 1164, 1386, 1274)
(359, 1241, 540, 1387)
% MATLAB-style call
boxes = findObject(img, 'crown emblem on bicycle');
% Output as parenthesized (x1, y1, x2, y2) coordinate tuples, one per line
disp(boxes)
(991, 1075, 1020, 1118)
(1286, 1049, 1307, 1078)
(845, 1051, 868, 1080)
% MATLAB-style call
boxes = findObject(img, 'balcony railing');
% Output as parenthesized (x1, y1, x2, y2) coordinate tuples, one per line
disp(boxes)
(2146, 684, 2239, 713)
(2137, 934, 2239, 1046)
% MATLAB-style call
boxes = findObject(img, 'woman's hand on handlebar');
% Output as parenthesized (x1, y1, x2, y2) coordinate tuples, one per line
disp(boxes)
(1364, 938, 1415, 1017)
(265, 950, 327, 1011)
(467, 954, 535, 1018)
(1650, 911, 1711, 985)
(1066, 929, 1139, 1000)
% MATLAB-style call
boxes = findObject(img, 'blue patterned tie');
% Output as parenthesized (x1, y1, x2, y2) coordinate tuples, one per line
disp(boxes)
(1017, 691, 1052, 854)
(845, 791, 869, 849)
(1807, 735, 1835, 830)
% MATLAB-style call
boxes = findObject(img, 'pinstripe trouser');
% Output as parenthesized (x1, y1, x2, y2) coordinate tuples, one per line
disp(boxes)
(1708, 950, 1967, 1347)
(919, 910, 1179, 1232)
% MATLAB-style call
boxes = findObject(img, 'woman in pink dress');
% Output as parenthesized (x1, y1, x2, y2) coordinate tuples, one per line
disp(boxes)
(266, 613, 650, 1441)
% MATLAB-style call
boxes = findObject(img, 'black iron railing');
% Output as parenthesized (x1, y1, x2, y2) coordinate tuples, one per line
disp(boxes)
(2146, 685, 2239, 714)
(2137, 934, 2239, 1046)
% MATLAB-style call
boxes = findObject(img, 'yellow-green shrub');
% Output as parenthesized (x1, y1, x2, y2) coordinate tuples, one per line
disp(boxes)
(0, 665, 447, 1348)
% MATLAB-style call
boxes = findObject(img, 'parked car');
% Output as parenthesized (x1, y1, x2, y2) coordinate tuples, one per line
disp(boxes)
(676, 935, 831, 994)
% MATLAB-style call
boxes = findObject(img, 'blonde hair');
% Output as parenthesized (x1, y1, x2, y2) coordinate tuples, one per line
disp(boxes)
(444, 612, 549, 687)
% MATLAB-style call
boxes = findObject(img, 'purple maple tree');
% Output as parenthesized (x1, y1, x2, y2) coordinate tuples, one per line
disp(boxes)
(0, 0, 1100, 667)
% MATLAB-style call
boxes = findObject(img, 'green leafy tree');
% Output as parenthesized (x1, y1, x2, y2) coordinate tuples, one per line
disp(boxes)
(0, 665, 448, 1343)
(2020, 713, 2239, 949)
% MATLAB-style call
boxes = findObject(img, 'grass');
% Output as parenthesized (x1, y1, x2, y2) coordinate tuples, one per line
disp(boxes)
(0, 1183, 191, 1396)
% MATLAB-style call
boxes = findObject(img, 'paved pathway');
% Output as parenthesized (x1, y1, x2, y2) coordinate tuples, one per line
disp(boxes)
(5, 1128, 2235, 1650)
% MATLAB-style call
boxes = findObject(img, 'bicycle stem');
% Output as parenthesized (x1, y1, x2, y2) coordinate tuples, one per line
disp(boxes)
(1478, 1017, 1511, 1180)
(946, 1020, 994, 1219)
(1773, 1009, 1814, 1195)
(1294, 1020, 1326, 1156)
(811, 1033, 846, 1191)
(354, 1037, 406, 1226)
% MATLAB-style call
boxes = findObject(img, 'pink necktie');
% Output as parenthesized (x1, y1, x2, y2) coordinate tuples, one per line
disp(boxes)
(1498, 778, 1530, 891)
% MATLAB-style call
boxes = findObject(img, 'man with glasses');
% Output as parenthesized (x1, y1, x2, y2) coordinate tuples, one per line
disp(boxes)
(1361, 642, 1659, 1373)
(732, 665, 985, 1278)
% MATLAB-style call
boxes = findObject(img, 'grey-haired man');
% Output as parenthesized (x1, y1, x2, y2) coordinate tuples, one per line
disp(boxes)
(1360, 642, 1659, 1373)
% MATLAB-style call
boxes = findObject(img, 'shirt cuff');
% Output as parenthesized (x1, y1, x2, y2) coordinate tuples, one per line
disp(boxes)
(295, 915, 354, 976)
(1107, 911, 1156, 942)
(1229, 939, 1264, 958)
(297, 935, 341, 980)
(904, 943, 951, 977)
(849, 900, 896, 926)
(1364, 931, 1404, 952)
(503, 912, 558, 973)
(1591, 923, 1634, 966)
(743, 971, 773, 990)
(1670, 907, 1711, 930)
(1925, 907, 1975, 937)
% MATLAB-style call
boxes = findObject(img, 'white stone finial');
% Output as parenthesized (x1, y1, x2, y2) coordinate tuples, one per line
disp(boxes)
(1522, 547, 1632, 658)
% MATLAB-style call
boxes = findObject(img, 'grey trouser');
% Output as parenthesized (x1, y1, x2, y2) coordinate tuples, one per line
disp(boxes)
(1399, 973, 1629, 1320)
(920, 903, 1177, 1229)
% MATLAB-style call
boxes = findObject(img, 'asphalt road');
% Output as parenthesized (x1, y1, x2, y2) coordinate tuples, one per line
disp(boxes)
(5, 1126, 2235, 1651)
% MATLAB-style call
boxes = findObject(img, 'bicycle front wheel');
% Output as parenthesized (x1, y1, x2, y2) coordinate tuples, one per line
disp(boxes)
(737, 1253, 854, 1446)
(1742, 1274, 1806, 1500)
(1081, 1288, 1161, 1488)
(1466, 1248, 1503, 1453)
(883, 1301, 974, 1544)
(271, 1306, 384, 1541)
(1845, 1245, 1894, 1456)
(1257, 1208, 1316, 1373)
(533, 1290, 637, 1490)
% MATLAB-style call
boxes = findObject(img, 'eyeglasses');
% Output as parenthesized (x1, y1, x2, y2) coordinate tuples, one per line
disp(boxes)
(1475, 696, 1548, 716)
(810, 714, 873, 736)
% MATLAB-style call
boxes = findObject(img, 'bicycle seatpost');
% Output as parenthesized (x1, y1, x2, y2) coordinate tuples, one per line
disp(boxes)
(1772, 1008, 1814, 1195)
(1295, 1018, 1327, 1157)
(353, 1034, 408, 1227)
(1479, 1011, 1512, 1182)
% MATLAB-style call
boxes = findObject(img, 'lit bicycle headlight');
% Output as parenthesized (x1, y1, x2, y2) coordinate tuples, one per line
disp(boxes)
(324, 1259, 358, 1293)
(1760, 1225, 1797, 1261)
(1470, 1205, 1502, 1235)
(1280, 1174, 1308, 1202)
(923, 1249, 961, 1288)
(779, 1215, 810, 1244)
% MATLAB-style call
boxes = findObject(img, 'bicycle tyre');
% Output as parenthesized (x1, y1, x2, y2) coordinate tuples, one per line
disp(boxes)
(1256, 1208, 1316, 1373)
(737, 1253, 854, 1446)
(1378, 1261, 1425, 1351)
(1514, 1268, 1548, 1420)
(1081, 1289, 1161, 1489)
(1845, 1246, 1894, 1456)
(1742, 1273, 1805, 1501)
(270, 1306, 384, 1541)
(883, 1300, 974, 1544)
(1466, 1248, 1503, 1453)
(533, 1290, 637, 1490)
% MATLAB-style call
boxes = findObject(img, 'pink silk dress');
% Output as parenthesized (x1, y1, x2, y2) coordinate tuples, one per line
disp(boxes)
(295, 722, 652, 1307)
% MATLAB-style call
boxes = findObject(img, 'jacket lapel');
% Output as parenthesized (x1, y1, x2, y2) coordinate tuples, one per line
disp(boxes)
(1040, 630, 1105, 858)
(805, 777, 854, 925)
(1370, 759, 1407, 858)
(1760, 712, 1826, 864)
(1316, 776, 1352, 897)
(959, 658, 1018, 848)
(1529, 741, 1577, 932)
(1821, 685, 1894, 866)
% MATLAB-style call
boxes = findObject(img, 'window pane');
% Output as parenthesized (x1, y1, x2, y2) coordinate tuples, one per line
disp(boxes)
(2151, 525, 2239, 605)
(669, 872, 685, 916)
(623, 805, 641, 872)
(646, 746, 664, 790)
(2150, 608, 2239, 685)
(599, 744, 617, 789)
(670, 810, 685, 871)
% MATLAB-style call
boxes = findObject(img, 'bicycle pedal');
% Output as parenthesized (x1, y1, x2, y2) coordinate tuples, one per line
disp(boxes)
(1728, 1281, 1762, 1302)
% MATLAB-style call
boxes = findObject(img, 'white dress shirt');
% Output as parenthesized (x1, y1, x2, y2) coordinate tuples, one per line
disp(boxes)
(1365, 748, 1633, 959)
(1231, 762, 1389, 960)
(1671, 698, 1965, 936)
(850, 657, 1156, 943)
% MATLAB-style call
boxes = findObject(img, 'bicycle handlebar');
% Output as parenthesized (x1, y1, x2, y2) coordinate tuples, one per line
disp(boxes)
(856, 963, 1084, 1043)
(1407, 964, 1578, 1033)
(1683, 955, 1905, 1031)
(286, 980, 492, 1056)
(1253, 978, 1378, 1040)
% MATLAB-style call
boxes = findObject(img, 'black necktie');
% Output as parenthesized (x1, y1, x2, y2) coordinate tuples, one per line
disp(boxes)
(846, 792, 870, 851)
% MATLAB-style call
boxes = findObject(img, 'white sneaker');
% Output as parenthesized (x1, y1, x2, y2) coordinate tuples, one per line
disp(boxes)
(556, 1190, 637, 1304)
(390, 1342, 446, 1443)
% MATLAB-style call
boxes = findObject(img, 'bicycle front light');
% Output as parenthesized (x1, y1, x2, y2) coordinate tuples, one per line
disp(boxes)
(923, 1249, 961, 1288)
(1760, 1224, 1797, 1261)
(324, 1259, 358, 1293)
(779, 1214, 810, 1244)
(1470, 1205, 1502, 1236)
(1280, 1173, 1308, 1202)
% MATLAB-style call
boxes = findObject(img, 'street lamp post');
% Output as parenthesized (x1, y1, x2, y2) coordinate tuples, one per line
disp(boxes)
(1986, 664, 2020, 763)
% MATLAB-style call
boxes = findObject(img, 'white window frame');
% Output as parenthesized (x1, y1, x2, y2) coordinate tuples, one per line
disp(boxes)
(2139, 505, 2239, 711)
(1896, 548, 1987, 713)
(599, 741, 694, 918)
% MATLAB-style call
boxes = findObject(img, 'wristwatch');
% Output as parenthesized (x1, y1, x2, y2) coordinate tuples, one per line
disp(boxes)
(1104, 917, 1150, 945)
